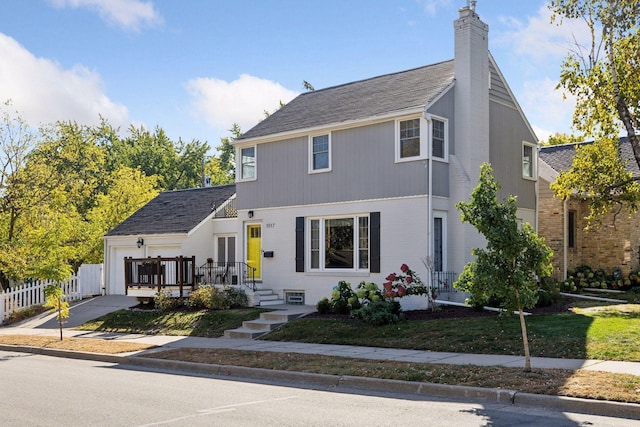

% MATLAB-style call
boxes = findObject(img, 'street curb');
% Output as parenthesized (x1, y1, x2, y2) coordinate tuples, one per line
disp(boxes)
(2, 344, 640, 420)
(513, 391, 640, 419)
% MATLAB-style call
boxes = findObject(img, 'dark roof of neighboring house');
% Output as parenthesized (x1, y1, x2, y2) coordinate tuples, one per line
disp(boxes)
(540, 137, 640, 177)
(105, 184, 236, 237)
(238, 60, 455, 140)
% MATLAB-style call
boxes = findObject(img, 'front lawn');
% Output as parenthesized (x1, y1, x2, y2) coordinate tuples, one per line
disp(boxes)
(76, 307, 272, 337)
(264, 303, 640, 362)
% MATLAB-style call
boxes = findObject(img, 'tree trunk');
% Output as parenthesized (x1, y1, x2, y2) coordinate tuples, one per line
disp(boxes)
(608, 34, 640, 170)
(58, 299, 63, 341)
(519, 306, 532, 372)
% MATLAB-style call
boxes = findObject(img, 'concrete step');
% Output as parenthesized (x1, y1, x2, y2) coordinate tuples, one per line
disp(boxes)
(223, 304, 315, 339)
(259, 299, 286, 306)
(224, 327, 268, 339)
(242, 318, 284, 331)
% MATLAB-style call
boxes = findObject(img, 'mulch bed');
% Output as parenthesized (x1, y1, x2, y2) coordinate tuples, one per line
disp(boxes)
(304, 301, 575, 321)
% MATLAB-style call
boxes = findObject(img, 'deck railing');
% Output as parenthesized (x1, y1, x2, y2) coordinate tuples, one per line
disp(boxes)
(124, 256, 196, 295)
(196, 261, 257, 291)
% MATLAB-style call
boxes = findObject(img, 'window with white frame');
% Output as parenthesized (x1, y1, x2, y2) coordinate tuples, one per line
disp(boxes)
(396, 116, 448, 162)
(309, 215, 369, 271)
(398, 118, 421, 159)
(522, 142, 536, 179)
(309, 134, 331, 172)
(432, 118, 446, 159)
(240, 146, 256, 180)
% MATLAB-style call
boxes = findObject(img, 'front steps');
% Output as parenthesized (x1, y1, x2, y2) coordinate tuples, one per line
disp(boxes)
(254, 289, 284, 306)
(224, 305, 314, 339)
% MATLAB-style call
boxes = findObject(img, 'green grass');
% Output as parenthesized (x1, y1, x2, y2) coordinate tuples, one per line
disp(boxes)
(76, 308, 272, 337)
(264, 304, 640, 362)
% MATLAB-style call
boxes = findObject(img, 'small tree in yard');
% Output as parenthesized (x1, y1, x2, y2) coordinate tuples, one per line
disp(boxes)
(44, 284, 69, 341)
(455, 163, 553, 372)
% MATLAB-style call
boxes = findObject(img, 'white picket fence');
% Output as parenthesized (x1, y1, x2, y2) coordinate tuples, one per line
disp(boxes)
(0, 269, 97, 324)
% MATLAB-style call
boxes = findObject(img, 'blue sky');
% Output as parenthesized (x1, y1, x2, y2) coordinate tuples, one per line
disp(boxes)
(0, 0, 590, 148)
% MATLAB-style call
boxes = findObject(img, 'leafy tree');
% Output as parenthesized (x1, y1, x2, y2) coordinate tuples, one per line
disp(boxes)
(543, 132, 583, 145)
(455, 164, 553, 372)
(43, 283, 70, 341)
(208, 123, 240, 185)
(303, 80, 315, 91)
(549, 0, 640, 222)
(85, 167, 159, 263)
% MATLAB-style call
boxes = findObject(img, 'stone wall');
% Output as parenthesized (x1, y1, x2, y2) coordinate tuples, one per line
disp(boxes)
(538, 178, 640, 279)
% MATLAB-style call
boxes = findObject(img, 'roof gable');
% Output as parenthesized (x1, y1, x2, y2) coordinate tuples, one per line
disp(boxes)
(238, 60, 455, 141)
(105, 184, 236, 237)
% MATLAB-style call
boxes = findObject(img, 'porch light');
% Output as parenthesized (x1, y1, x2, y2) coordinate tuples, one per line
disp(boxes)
(248, 210, 254, 218)
(136, 238, 144, 248)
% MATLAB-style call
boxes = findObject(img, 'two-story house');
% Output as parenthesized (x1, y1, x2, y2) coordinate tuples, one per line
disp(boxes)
(230, 4, 539, 307)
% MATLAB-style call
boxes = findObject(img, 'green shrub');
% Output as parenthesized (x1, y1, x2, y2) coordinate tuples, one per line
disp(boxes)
(537, 279, 561, 307)
(186, 285, 248, 310)
(186, 285, 216, 309)
(223, 287, 248, 308)
(351, 301, 401, 326)
(154, 290, 178, 312)
(316, 297, 332, 314)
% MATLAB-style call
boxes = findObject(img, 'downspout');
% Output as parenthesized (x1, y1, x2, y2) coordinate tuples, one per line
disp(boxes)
(425, 114, 434, 287)
(563, 199, 568, 280)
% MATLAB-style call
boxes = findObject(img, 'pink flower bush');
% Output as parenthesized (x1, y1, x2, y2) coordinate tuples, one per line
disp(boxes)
(382, 264, 433, 301)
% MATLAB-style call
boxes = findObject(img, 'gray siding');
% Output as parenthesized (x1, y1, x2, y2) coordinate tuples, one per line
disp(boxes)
(237, 121, 449, 210)
(427, 89, 455, 155)
(489, 61, 515, 108)
(489, 101, 537, 209)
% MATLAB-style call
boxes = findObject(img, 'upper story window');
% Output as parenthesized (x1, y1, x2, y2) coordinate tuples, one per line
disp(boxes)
(240, 146, 256, 181)
(396, 115, 448, 162)
(432, 118, 446, 159)
(309, 134, 331, 173)
(522, 142, 536, 179)
(399, 119, 421, 158)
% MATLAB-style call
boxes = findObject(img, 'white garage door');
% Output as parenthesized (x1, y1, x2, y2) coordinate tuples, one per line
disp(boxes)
(109, 246, 143, 295)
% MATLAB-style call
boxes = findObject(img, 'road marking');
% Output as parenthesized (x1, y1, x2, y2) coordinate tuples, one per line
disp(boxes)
(136, 395, 297, 426)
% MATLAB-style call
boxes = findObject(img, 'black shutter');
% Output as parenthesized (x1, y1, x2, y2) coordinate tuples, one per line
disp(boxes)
(295, 217, 305, 272)
(370, 212, 380, 273)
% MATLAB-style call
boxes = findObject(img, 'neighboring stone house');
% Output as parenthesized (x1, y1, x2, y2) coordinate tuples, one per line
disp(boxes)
(539, 138, 640, 280)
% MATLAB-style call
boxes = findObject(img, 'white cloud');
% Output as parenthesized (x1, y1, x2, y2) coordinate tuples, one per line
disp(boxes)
(495, 4, 594, 64)
(47, 0, 163, 32)
(0, 33, 129, 129)
(186, 74, 299, 133)
(416, 0, 453, 16)
(520, 77, 577, 142)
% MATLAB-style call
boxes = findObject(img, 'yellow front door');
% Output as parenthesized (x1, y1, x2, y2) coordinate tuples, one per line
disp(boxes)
(246, 224, 261, 280)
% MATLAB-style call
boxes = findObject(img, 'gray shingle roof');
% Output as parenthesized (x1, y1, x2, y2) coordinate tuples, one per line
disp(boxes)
(540, 137, 640, 177)
(105, 184, 236, 236)
(238, 60, 455, 140)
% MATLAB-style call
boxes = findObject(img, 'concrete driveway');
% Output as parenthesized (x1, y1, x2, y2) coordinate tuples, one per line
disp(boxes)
(16, 295, 138, 329)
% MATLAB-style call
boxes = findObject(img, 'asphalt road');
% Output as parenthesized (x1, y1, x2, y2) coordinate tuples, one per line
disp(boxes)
(1, 350, 637, 427)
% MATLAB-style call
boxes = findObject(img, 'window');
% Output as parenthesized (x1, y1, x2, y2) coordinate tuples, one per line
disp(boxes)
(433, 217, 443, 271)
(309, 134, 331, 172)
(432, 119, 445, 159)
(568, 210, 576, 249)
(523, 142, 536, 179)
(217, 236, 236, 265)
(240, 146, 255, 180)
(308, 215, 369, 271)
(396, 115, 448, 162)
(399, 119, 421, 159)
